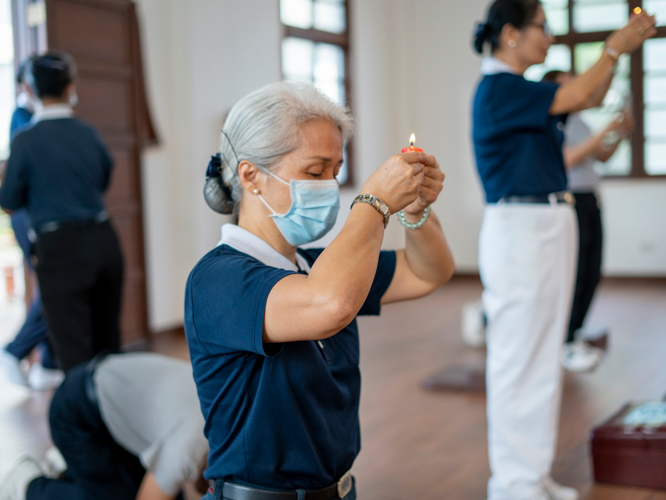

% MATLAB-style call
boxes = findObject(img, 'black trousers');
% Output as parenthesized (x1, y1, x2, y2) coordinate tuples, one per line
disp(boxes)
(34, 221, 124, 371)
(567, 192, 603, 343)
(27, 361, 145, 500)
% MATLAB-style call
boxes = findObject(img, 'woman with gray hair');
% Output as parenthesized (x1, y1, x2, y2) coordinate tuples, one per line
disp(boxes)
(185, 81, 455, 499)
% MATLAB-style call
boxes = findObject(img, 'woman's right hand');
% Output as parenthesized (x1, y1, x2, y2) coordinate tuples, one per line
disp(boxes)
(360, 152, 427, 214)
(606, 11, 657, 55)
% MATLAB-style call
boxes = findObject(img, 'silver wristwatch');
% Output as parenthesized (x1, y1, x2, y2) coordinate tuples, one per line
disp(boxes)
(604, 44, 620, 63)
(351, 194, 390, 228)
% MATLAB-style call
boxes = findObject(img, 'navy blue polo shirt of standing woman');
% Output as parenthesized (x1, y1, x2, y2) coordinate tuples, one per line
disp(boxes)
(184, 81, 455, 499)
(473, 59, 567, 202)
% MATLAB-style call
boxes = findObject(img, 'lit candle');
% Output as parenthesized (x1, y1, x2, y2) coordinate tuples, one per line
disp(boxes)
(401, 133, 424, 153)
(634, 7, 642, 14)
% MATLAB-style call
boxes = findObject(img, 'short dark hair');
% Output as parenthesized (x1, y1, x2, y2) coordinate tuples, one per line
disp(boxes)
(474, 0, 541, 54)
(27, 52, 77, 99)
(542, 70, 565, 83)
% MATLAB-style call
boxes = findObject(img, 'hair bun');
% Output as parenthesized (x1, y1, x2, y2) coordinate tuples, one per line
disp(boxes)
(474, 22, 490, 54)
(204, 154, 235, 214)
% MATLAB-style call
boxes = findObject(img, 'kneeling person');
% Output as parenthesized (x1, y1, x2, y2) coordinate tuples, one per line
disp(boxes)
(0, 353, 208, 500)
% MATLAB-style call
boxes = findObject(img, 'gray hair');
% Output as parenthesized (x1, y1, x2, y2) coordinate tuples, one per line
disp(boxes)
(218, 81, 354, 208)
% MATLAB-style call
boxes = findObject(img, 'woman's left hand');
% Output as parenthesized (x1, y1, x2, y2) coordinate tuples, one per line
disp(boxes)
(402, 155, 445, 217)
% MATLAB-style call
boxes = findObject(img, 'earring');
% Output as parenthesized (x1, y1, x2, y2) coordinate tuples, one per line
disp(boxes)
(508, 40, 517, 48)
(252, 189, 259, 195)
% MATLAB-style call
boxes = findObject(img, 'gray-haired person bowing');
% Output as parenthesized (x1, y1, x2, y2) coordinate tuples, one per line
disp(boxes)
(186, 81, 455, 499)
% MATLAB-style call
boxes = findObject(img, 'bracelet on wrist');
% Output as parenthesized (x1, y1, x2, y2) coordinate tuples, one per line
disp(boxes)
(398, 206, 431, 230)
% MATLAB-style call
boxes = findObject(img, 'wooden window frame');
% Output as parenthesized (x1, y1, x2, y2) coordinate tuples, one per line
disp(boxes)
(279, 0, 355, 185)
(552, 0, 666, 178)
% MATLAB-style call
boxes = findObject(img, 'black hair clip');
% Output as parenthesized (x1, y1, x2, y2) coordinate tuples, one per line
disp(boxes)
(206, 153, 222, 179)
(475, 22, 490, 38)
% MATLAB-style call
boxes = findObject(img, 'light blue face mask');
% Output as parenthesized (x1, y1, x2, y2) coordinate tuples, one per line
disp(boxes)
(257, 170, 340, 246)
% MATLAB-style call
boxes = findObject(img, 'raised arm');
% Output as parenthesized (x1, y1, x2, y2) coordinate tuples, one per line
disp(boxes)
(550, 11, 656, 115)
(564, 112, 634, 168)
(382, 154, 455, 304)
(263, 152, 427, 343)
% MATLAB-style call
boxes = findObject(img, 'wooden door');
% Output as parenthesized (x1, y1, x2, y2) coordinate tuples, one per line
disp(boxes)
(39, 0, 150, 345)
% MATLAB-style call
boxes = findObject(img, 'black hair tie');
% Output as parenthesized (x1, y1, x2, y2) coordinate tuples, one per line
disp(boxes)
(475, 22, 490, 39)
(206, 153, 222, 179)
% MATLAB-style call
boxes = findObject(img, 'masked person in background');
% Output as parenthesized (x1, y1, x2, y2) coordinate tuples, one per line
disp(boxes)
(0, 57, 64, 391)
(472, 0, 655, 498)
(0, 52, 124, 372)
(186, 81, 455, 500)
(543, 70, 634, 373)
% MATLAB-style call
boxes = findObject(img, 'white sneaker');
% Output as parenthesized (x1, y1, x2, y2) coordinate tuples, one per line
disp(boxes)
(543, 477, 579, 500)
(462, 300, 486, 347)
(28, 363, 65, 391)
(0, 348, 29, 387)
(0, 457, 43, 500)
(42, 447, 67, 478)
(561, 341, 603, 373)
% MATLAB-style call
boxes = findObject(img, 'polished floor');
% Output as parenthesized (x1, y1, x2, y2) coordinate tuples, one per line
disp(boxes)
(1, 276, 665, 499)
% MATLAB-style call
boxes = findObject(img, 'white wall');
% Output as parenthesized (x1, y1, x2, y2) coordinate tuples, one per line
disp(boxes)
(136, 0, 666, 330)
(135, 0, 282, 331)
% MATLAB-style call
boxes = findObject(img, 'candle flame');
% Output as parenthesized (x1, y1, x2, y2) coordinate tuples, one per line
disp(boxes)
(409, 133, 415, 146)
(634, 7, 642, 14)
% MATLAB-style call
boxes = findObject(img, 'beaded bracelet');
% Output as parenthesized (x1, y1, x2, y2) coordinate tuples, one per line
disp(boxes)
(397, 206, 431, 230)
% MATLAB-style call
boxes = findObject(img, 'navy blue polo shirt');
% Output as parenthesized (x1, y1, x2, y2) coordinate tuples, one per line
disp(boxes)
(0, 115, 113, 230)
(10, 107, 33, 140)
(185, 242, 396, 489)
(472, 71, 567, 203)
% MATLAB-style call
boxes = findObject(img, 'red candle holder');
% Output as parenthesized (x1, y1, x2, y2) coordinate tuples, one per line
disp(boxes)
(401, 134, 424, 153)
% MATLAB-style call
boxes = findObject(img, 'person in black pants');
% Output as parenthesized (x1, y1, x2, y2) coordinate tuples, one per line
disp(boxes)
(0, 52, 124, 372)
(0, 57, 64, 391)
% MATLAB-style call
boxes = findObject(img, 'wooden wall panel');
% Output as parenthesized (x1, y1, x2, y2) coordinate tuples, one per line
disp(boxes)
(49, 0, 129, 65)
(75, 77, 133, 134)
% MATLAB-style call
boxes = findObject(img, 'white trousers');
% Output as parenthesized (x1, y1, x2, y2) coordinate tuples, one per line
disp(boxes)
(479, 202, 577, 500)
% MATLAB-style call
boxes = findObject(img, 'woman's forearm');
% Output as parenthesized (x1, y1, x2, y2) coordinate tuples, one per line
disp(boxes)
(551, 54, 615, 115)
(585, 70, 614, 108)
(564, 135, 602, 170)
(264, 203, 386, 342)
(403, 211, 454, 287)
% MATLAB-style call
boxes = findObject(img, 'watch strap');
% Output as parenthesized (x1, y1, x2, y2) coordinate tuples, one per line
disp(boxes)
(351, 194, 390, 228)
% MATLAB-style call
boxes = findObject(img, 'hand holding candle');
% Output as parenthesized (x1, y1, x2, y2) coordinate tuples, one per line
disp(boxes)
(398, 134, 445, 220)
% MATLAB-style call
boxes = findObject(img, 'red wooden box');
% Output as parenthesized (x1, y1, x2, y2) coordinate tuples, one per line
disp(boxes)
(590, 402, 666, 490)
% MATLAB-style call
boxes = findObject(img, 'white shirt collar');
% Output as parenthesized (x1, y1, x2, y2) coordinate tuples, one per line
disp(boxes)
(480, 57, 519, 76)
(31, 104, 74, 123)
(218, 223, 311, 273)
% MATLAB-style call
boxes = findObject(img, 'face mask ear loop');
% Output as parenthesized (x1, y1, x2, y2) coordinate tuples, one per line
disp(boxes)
(256, 193, 279, 217)
(262, 168, 290, 187)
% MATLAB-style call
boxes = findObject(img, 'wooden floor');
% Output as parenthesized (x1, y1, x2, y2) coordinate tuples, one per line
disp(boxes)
(1, 276, 665, 499)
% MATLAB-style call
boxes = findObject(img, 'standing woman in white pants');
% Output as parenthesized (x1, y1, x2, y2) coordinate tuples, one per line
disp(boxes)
(471, 1, 656, 499)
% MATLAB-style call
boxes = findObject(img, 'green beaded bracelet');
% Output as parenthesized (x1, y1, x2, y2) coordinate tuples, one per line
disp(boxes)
(397, 206, 431, 230)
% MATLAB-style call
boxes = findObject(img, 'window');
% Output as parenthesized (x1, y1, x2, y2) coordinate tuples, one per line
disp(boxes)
(529, 0, 666, 177)
(279, 0, 353, 184)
